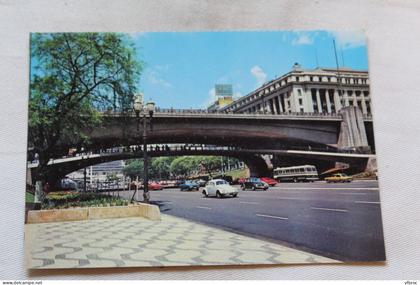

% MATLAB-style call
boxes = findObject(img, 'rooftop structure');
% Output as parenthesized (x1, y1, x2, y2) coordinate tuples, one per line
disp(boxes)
(207, 84, 234, 112)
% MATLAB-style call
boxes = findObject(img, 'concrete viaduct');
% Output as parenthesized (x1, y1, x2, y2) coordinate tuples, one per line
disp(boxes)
(52, 106, 374, 156)
(31, 106, 375, 181)
(29, 147, 375, 180)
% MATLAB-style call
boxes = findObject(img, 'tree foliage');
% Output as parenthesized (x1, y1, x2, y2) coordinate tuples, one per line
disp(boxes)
(123, 157, 174, 180)
(122, 159, 145, 179)
(170, 156, 222, 177)
(151, 157, 173, 179)
(123, 156, 226, 180)
(29, 33, 142, 181)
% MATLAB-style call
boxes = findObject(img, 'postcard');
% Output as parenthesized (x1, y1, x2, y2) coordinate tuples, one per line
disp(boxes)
(25, 31, 385, 269)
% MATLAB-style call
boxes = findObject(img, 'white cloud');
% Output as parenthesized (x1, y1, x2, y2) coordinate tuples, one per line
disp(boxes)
(250, 65, 267, 87)
(201, 88, 217, 108)
(292, 32, 314, 45)
(148, 74, 172, 88)
(330, 31, 366, 49)
(146, 65, 172, 88)
(233, 91, 242, 100)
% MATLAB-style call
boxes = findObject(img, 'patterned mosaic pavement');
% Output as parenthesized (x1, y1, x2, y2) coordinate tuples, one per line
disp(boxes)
(25, 215, 338, 269)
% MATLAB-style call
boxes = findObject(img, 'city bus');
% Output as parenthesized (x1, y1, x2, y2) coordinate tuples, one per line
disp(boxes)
(273, 165, 319, 182)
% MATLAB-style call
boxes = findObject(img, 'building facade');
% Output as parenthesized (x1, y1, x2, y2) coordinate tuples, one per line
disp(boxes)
(221, 63, 371, 116)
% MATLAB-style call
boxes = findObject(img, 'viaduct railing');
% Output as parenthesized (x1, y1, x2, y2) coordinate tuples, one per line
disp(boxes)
(96, 107, 373, 121)
(28, 143, 365, 167)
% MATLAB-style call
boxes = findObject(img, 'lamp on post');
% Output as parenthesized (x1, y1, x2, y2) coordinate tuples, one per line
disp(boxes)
(133, 95, 142, 131)
(131, 93, 155, 204)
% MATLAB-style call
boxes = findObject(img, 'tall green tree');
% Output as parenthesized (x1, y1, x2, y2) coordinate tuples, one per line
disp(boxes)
(29, 33, 142, 184)
(198, 156, 222, 177)
(122, 159, 145, 179)
(169, 156, 223, 178)
(170, 156, 195, 177)
(151, 157, 174, 179)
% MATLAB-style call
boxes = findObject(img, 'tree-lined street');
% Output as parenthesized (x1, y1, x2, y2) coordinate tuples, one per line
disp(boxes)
(118, 180, 384, 262)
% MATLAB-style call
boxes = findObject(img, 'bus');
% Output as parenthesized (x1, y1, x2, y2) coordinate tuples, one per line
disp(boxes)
(273, 165, 319, 182)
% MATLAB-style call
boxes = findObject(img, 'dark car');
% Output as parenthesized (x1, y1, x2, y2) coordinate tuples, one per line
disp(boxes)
(179, 180, 199, 191)
(56, 177, 78, 191)
(241, 177, 269, 191)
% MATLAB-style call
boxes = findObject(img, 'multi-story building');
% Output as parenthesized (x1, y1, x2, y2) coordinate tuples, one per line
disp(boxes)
(91, 160, 125, 175)
(221, 63, 371, 115)
(68, 160, 125, 182)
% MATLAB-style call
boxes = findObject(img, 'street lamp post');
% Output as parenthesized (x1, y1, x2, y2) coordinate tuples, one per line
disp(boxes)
(131, 94, 155, 203)
(83, 167, 87, 192)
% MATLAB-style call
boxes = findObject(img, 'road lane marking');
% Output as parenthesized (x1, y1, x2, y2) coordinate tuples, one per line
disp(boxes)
(354, 201, 381, 204)
(310, 207, 348, 213)
(195, 206, 212, 210)
(256, 214, 288, 220)
(276, 197, 305, 200)
(239, 201, 260, 205)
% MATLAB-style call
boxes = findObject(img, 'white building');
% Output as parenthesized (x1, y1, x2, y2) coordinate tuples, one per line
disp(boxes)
(221, 63, 371, 115)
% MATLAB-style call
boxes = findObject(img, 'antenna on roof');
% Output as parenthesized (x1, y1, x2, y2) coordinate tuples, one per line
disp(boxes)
(333, 39, 344, 107)
(340, 47, 345, 67)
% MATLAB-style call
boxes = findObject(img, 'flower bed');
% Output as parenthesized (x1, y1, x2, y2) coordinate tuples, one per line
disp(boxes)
(42, 191, 129, 209)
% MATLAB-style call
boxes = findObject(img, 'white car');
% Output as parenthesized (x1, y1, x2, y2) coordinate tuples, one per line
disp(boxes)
(202, 179, 238, 198)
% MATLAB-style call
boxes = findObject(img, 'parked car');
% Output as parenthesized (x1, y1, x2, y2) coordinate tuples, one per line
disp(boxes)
(237, 178, 246, 184)
(148, 182, 163, 190)
(57, 177, 78, 191)
(260, 177, 278, 186)
(175, 179, 185, 187)
(202, 179, 238, 198)
(179, 180, 199, 191)
(160, 180, 177, 188)
(325, 173, 353, 183)
(241, 177, 269, 191)
(195, 179, 207, 187)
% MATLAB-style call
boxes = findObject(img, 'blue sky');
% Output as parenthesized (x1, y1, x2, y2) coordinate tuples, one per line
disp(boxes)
(130, 31, 368, 108)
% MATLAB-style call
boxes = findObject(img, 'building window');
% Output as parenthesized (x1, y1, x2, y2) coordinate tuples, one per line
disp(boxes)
(297, 89, 302, 97)
(366, 102, 371, 114)
(310, 76, 313, 81)
(298, 98, 303, 106)
(296, 76, 300, 82)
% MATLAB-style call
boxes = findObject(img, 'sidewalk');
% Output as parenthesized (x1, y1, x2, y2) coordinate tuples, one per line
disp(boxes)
(25, 214, 338, 269)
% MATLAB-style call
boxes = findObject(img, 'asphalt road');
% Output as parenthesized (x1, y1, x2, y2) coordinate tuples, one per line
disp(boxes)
(118, 180, 385, 262)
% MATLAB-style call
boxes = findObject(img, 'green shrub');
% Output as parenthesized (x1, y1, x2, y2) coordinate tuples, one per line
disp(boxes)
(41, 191, 128, 209)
